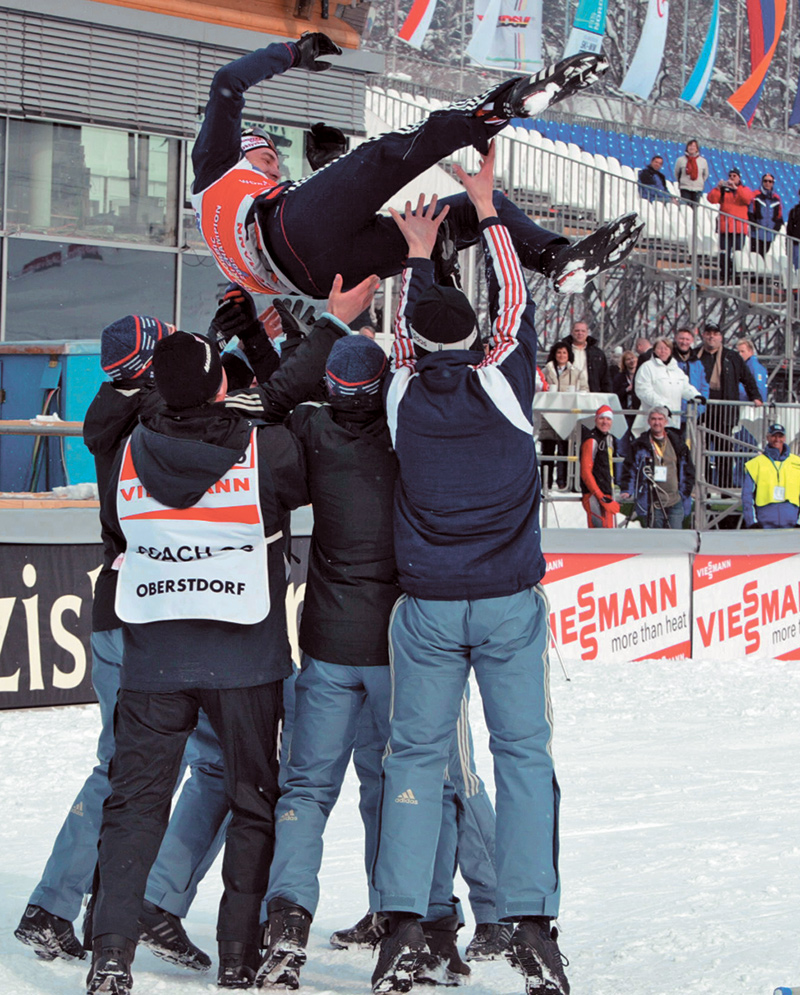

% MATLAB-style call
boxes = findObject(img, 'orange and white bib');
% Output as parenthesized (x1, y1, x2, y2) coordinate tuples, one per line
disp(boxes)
(114, 430, 278, 624)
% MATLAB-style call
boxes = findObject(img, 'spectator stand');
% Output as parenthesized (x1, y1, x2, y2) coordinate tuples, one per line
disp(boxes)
(365, 86, 800, 402)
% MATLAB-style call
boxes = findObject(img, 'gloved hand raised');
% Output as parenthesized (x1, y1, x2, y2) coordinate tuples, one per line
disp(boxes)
(273, 297, 318, 341)
(294, 32, 342, 72)
(208, 284, 261, 347)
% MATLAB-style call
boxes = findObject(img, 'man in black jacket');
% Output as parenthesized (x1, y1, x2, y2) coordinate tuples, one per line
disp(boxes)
(86, 276, 374, 995)
(568, 320, 611, 393)
(694, 322, 762, 490)
(638, 155, 670, 203)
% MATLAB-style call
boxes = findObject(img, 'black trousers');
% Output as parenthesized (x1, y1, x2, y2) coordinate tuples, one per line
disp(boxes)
(257, 104, 565, 296)
(540, 437, 569, 488)
(93, 681, 283, 947)
(702, 402, 739, 491)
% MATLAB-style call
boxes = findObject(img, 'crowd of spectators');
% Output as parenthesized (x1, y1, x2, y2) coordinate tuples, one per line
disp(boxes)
(537, 318, 798, 531)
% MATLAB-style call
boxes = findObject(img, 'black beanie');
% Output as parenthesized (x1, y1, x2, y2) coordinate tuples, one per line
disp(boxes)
(411, 285, 478, 352)
(153, 331, 223, 410)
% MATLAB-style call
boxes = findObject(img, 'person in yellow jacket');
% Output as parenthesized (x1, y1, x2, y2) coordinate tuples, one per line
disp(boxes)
(742, 423, 800, 529)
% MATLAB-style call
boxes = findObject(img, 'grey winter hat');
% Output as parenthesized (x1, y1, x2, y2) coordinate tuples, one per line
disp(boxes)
(153, 331, 223, 410)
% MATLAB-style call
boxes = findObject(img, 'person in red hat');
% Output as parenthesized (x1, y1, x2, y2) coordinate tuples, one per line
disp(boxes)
(580, 404, 619, 528)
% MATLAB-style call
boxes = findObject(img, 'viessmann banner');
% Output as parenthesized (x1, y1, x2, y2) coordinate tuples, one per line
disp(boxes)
(692, 553, 800, 661)
(542, 552, 692, 662)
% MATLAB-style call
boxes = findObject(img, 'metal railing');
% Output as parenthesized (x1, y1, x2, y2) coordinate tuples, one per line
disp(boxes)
(535, 398, 800, 530)
(367, 86, 800, 386)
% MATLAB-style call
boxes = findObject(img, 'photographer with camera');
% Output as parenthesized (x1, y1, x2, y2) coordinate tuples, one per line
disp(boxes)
(707, 168, 755, 284)
(620, 407, 696, 529)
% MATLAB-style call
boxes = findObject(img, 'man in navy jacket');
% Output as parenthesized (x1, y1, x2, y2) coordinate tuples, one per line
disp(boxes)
(371, 145, 567, 995)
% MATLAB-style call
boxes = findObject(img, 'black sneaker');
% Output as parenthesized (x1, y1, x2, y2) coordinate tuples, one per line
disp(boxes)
(372, 915, 429, 994)
(464, 922, 513, 962)
(330, 911, 383, 950)
(506, 918, 570, 995)
(86, 934, 135, 995)
(15, 904, 87, 962)
(218, 940, 258, 989)
(544, 213, 644, 294)
(416, 914, 470, 986)
(137, 899, 211, 972)
(482, 53, 609, 120)
(256, 898, 312, 990)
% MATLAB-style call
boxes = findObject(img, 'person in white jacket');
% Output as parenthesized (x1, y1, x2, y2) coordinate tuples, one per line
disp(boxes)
(634, 337, 702, 432)
(539, 340, 588, 489)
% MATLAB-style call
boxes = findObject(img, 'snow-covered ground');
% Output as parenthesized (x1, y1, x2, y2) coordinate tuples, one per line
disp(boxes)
(3, 653, 800, 995)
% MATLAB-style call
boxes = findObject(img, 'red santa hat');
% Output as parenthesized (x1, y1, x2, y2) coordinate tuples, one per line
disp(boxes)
(595, 404, 614, 420)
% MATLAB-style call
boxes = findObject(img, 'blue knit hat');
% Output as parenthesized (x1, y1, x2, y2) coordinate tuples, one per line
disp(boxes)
(101, 315, 172, 381)
(325, 336, 387, 407)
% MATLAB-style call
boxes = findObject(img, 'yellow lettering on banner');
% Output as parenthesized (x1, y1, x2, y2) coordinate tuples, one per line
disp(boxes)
(51, 596, 87, 690)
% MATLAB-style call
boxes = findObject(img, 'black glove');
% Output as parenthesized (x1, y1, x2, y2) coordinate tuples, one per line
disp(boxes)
(294, 32, 342, 72)
(274, 297, 317, 340)
(208, 284, 261, 347)
(305, 122, 347, 171)
(693, 396, 704, 404)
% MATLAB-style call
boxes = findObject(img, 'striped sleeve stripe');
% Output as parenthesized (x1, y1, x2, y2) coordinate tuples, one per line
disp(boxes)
(479, 224, 525, 368)
(392, 266, 417, 372)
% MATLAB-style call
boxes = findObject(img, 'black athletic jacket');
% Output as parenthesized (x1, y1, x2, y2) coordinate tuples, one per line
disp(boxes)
(287, 402, 399, 667)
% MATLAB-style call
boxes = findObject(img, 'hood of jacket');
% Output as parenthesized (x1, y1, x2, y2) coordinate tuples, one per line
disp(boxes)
(415, 349, 485, 391)
(765, 443, 790, 462)
(131, 408, 250, 509)
(83, 380, 159, 457)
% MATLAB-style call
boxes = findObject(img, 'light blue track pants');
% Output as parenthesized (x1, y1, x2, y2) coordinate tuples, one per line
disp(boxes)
(373, 587, 561, 921)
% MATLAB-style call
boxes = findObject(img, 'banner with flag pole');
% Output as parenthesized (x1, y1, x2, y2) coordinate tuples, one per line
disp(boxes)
(728, 0, 787, 125)
(680, 0, 719, 109)
(563, 0, 608, 58)
(398, 0, 440, 49)
(467, 0, 544, 72)
(620, 0, 670, 100)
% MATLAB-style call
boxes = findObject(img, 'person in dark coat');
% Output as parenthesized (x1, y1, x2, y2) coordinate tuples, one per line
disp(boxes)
(85, 275, 373, 995)
(620, 406, 695, 528)
(638, 155, 670, 202)
(694, 322, 762, 491)
(748, 173, 783, 256)
(568, 320, 611, 393)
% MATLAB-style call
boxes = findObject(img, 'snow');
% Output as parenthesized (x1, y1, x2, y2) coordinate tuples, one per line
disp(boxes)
(3, 654, 800, 995)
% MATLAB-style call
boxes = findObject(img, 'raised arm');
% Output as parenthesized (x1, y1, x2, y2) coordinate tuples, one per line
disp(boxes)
(192, 34, 341, 193)
(388, 194, 450, 373)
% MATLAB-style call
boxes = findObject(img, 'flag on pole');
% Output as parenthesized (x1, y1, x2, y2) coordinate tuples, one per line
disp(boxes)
(680, 0, 719, 109)
(728, 0, 787, 125)
(398, 0, 440, 49)
(620, 0, 670, 100)
(468, 0, 544, 71)
(563, 0, 608, 58)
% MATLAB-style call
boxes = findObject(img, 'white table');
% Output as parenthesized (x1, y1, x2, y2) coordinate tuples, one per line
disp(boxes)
(533, 391, 628, 441)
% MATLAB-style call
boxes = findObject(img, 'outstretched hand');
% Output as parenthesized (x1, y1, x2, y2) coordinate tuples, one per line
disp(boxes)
(294, 32, 342, 72)
(327, 273, 381, 325)
(452, 141, 497, 221)
(388, 194, 450, 259)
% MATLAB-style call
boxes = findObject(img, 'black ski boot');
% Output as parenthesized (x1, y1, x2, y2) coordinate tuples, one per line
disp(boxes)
(256, 898, 312, 990)
(543, 213, 644, 294)
(371, 913, 429, 994)
(86, 934, 135, 995)
(15, 903, 87, 961)
(330, 910, 383, 950)
(416, 914, 470, 986)
(506, 917, 570, 995)
(479, 53, 609, 120)
(464, 921, 512, 961)
(137, 899, 211, 971)
(218, 940, 258, 989)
